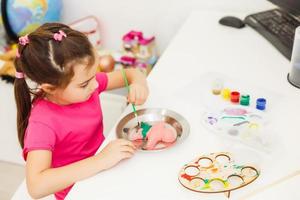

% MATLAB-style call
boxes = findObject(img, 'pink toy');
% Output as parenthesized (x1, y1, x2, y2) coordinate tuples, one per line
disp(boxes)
(146, 122, 177, 149)
(120, 56, 136, 66)
(139, 37, 155, 45)
(122, 31, 155, 50)
(122, 31, 143, 41)
(127, 122, 177, 150)
(119, 30, 158, 75)
(127, 121, 177, 150)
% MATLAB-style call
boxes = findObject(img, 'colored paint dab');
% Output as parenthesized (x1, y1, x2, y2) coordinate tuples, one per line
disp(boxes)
(224, 108, 247, 115)
(141, 121, 152, 138)
(181, 173, 193, 181)
(207, 116, 218, 125)
(211, 168, 219, 173)
(224, 180, 229, 188)
(249, 123, 259, 129)
(233, 164, 243, 169)
(202, 183, 210, 190)
(191, 179, 204, 188)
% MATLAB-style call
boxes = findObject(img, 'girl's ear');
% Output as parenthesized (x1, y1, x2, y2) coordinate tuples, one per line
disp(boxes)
(40, 83, 57, 95)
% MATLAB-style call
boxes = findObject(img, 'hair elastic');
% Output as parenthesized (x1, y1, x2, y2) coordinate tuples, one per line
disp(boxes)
(15, 72, 25, 79)
(53, 30, 67, 41)
(19, 35, 29, 46)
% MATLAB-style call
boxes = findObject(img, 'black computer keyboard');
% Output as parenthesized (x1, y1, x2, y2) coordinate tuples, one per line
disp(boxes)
(244, 9, 300, 60)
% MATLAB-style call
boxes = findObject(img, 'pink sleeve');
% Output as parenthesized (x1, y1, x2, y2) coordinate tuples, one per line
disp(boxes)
(96, 72, 108, 94)
(23, 121, 56, 160)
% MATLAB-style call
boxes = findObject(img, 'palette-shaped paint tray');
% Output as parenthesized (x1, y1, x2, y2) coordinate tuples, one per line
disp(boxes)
(178, 152, 260, 198)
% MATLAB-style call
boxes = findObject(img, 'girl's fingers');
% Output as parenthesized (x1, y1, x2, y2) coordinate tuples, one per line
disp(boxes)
(119, 139, 136, 149)
(135, 87, 146, 105)
(128, 84, 148, 105)
(140, 90, 147, 104)
(129, 87, 136, 103)
(135, 89, 141, 104)
(121, 151, 134, 159)
(122, 142, 136, 151)
(126, 142, 137, 151)
(121, 145, 136, 154)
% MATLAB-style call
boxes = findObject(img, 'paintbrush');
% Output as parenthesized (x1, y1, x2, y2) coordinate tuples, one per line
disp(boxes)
(121, 67, 141, 127)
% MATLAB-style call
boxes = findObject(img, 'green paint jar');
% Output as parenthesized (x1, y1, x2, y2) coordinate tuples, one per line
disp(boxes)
(240, 94, 250, 106)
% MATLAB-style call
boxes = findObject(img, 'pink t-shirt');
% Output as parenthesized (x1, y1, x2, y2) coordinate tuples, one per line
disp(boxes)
(23, 72, 108, 200)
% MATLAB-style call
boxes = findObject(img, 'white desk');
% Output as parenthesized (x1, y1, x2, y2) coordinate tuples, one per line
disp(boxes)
(66, 8, 300, 200)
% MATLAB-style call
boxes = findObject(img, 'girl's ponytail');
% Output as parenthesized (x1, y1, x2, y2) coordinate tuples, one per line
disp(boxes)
(14, 59, 31, 148)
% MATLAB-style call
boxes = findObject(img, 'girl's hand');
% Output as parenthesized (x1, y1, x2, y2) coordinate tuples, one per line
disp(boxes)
(97, 139, 136, 170)
(128, 82, 149, 105)
(106, 68, 149, 104)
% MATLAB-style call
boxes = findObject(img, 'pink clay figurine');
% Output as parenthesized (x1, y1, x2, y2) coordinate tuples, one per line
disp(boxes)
(145, 122, 177, 149)
(128, 121, 177, 150)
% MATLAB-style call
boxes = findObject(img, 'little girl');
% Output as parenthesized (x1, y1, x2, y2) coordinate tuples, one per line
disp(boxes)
(14, 23, 149, 200)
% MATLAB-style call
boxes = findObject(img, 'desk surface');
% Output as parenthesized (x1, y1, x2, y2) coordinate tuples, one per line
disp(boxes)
(66, 8, 300, 200)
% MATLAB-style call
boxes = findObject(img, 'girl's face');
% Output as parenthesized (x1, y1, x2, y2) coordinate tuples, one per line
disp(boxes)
(45, 55, 99, 105)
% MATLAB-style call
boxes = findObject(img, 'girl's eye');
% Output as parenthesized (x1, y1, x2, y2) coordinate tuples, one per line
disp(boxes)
(80, 84, 88, 88)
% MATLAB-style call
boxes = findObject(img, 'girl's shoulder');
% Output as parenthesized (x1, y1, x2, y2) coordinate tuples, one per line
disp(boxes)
(96, 72, 108, 93)
(28, 98, 68, 136)
(31, 97, 55, 112)
(29, 98, 61, 125)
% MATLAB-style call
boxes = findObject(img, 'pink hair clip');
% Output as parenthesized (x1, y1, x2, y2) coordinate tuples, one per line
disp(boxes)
(19, 35, 29, 46)
(15, 71, 25, 79)
(53, 30, 67, 41)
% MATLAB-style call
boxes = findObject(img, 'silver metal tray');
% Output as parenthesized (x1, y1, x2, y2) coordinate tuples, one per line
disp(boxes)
(116, 108, 190, 151)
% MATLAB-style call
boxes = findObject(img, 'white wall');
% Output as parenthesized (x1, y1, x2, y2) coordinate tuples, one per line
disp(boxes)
(61, 0, 273, 54)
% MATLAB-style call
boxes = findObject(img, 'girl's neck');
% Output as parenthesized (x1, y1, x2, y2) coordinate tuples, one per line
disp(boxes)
(44, 94, 70, 106)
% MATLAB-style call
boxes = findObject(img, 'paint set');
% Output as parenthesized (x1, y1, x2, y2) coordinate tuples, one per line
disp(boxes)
(211, 78, 267, 111)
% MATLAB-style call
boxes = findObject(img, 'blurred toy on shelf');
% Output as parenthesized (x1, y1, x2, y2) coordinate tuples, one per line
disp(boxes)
(115, 30, 159, 75)
(69, 16, 102, 49)
(98, 54, 115, 73)
(120, 56, 136, 66)
(0, 45, 18, 83)
(69, 16, 117, 73)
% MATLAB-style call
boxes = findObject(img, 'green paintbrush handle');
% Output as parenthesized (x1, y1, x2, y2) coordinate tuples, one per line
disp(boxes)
(121, 67, 138, 116)
(131, 103, 137, 114)
(121, 66, 130, 90)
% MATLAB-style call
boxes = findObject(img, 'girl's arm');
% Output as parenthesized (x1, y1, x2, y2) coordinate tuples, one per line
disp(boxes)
(106, 68, 146, 90)
(106, 68, 148, 105)
(26, 139, 136, 199)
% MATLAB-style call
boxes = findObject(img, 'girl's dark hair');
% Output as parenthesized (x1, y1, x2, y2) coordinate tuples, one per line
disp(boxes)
(14, 23, 95, 148)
